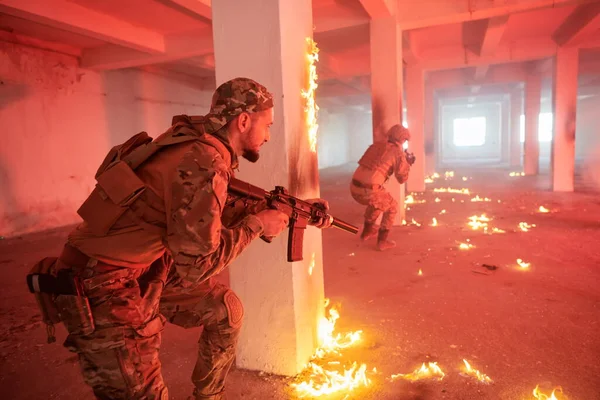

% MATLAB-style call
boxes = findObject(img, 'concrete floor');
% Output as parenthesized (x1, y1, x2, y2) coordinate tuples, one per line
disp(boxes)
(1, 165, 599, 400)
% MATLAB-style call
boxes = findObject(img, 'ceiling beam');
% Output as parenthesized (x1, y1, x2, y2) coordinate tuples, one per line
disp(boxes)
(479, 16, 510, 56)
(81, 30, 213, 70)
(474, 65, 490, 81)
(0, 0, 165, 53)
(402, 31, 420, 65)
(358, 0, 396, 18)
(552, 2, 600, 47)
(396, 0, 581, 30)
(154, 0, 212, 20)
(420, 37, 559, 71)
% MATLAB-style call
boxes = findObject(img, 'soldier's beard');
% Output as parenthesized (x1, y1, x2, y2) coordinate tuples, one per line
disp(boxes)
(243, 149, 260, 163)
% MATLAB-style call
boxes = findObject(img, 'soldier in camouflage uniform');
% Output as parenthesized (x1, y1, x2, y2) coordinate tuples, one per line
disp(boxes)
(350, 124, 412, 251)
(50, 77, 331, 400)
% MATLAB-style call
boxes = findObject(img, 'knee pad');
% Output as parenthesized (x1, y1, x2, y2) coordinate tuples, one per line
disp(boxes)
(223, 290, 244, 329)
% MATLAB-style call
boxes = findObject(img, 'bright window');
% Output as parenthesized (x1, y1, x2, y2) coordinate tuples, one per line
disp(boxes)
(453, 117, 486, 147)
(519, 113, 554, 143)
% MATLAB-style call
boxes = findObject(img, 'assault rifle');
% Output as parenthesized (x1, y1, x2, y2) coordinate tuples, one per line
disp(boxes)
(405, 150, 416, 166)
(228, 178, 359, 262)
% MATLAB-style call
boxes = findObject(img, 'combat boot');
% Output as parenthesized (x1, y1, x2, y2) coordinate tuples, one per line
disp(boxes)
(360, 222, 378, 241)
(376, 229, 396, 251)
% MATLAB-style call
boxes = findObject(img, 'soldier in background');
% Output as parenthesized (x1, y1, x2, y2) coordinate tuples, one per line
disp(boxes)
(43, 77, 331, 400)
(350, 124, 414, 251)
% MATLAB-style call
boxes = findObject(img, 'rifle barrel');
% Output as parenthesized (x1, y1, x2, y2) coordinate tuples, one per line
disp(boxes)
(331, 217, 359, 234)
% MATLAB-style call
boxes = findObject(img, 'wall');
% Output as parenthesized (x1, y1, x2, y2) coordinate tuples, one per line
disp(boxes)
(575, 95, 600, 189)
(316, 108, 350, 169)
(347, 110, 373, 163)
(0, 41, 212, 238)
(438, 101, 504, 167)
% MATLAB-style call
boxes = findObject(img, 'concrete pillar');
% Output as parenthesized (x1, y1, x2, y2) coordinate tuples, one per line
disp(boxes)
(370, 17, 405, 222)
(551, 46, 578, 192)
(212, 0, 324, 375)
(524, 72, 542, 175)
(406, 65, 426, 192)
(509, 90, 523, 167)
(424, 83, 436, 176)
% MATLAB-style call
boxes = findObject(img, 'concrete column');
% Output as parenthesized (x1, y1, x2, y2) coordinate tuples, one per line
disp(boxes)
(424, 83, 436, 176)
(370, 17, 405, 223)
(552, 46, 578, 192)
(509, 90, 523, 167)
(406, 65, 426, 192)
(524, 72, 542, 175)
(212, 0, 324, 375)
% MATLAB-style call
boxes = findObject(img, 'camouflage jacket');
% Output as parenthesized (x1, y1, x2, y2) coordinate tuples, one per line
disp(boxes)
(69, 124, 264, 286)
(358, 141, 411, 184)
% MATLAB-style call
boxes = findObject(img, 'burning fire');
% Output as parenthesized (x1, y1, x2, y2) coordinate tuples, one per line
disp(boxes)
(430, 218, 438, 226)
(517, 259, 530, 269)
(435, 197, 441, 203)
(434, 187, 470, 195)
(410, 218, 422, 227)
(293, 362, 369, 397)
(405, 194, 415, 204)
(301, 37, 319, 153)
(532, 385, 565, 400)
(538, 206, 550, 213)
(471, 195, 492, 202)
(462, 176, 469, 181)
(440, 209, 446, 214)
(519, 222, 536, 232)
(460, 359, 493, 384)
(418, 269, 423, 276)
(292, 298, 370, 397)
(467, 214, 490, 230)
(444, 171, 455, 179)
(509, 171, 525, 177)
(458, 241, 474, 250)
(425, 172, 441, 183)
(308, 252, 316, 275)
(390, 362, 445, 382)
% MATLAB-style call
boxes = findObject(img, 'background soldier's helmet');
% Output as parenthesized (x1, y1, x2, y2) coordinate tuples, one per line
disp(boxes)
(387, 124, 411, 144)
(203, 77, 274, 134)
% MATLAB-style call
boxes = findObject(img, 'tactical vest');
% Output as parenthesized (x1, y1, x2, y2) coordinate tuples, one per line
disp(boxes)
(77, 115, 232, 237)
(358, 141, 396, 176)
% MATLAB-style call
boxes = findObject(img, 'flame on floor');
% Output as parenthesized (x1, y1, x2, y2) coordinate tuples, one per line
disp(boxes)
(434, 187, 470, 195)
(440, 209, 446, 214)
(538, 206, 550, 213)
(517, 259, 530, 269)
(519, 222, 536, 232)
(444, 171, 455, 179)
(509, 171, 525, 177)
(410, 218, 422, 227)
(460, 359, 493, 384)
(532, 385, 565, 400)
(292, 299, 370, 397)
(467, 214, 490, 230)
(390, 362, 445, 382)
(418, 269, 423, 276)
(430, 218, 438, 226)
(459, 242, 474, 250)
(471, 195, 492, 202)
(435, 197, 441, 203)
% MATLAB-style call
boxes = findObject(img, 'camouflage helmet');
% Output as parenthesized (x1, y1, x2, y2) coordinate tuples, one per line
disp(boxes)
(387, 124, 411, 144)
(203, 77, 274, 134)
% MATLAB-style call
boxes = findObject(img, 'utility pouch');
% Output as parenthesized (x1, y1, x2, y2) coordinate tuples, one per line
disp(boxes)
(27, 260, 96, 341)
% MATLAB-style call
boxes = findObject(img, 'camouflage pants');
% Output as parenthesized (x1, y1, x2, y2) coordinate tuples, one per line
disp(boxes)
(58, 250, 242, 400)
(350, 183, 398, 230)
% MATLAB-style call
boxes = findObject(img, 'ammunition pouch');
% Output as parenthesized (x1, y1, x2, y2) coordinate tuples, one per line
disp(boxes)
(27, 258, 95, 343)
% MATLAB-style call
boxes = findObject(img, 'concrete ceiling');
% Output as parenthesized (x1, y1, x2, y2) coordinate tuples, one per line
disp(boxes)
(0, 0, 599, 108)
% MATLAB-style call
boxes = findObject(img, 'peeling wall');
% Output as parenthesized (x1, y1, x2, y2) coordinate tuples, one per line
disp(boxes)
(0, 41, 212, 238)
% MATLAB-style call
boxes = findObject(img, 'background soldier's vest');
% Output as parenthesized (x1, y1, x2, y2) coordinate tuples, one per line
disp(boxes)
(77, 115, 231, 237)
(358, 142, 396, 176)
